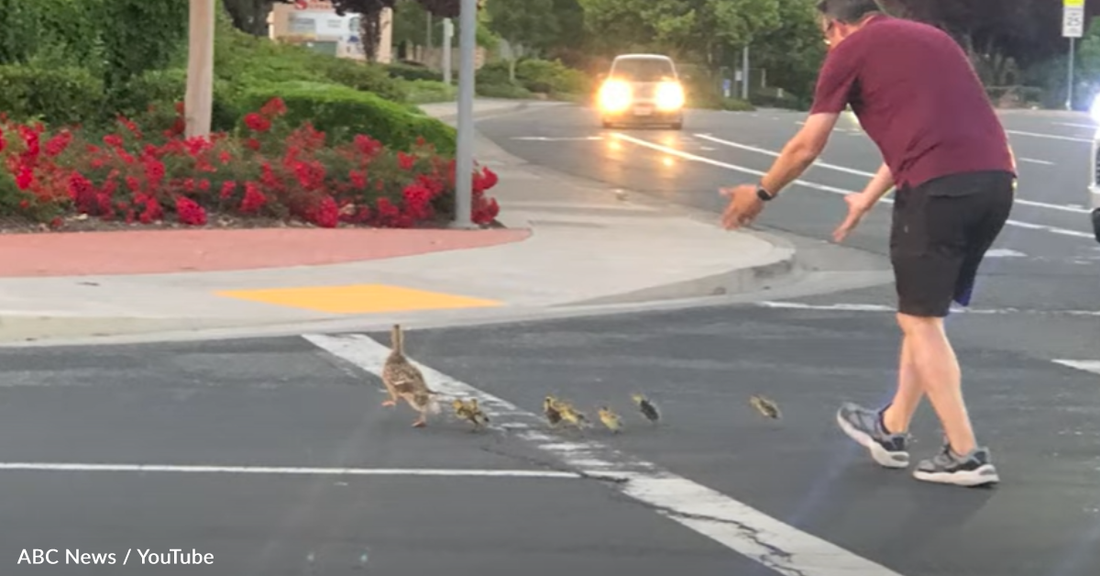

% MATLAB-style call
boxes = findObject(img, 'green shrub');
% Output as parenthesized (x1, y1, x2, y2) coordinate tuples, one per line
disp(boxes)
(401, 79, 457, 104)
(475, 61, 513, 86)
(317, 58, 408, 102)
(116, 68, 241, 133)
(0, 65, 105, 126)
(515, 58, 591, 95)
(476, 82, 533, 99)
(240, 81, 456, 155)
(386, 62, 444, 82)
(721, 98, 755, 112)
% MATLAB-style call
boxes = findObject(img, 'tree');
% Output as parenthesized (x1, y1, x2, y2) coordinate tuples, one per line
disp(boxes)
(223, 0, 290, 35)
(485, 0, 559, 81)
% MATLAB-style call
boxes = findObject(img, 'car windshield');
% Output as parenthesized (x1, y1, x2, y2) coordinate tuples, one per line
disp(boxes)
(611, 58, 675, 82)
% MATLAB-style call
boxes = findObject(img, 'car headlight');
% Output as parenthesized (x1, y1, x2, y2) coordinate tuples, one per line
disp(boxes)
(656, 81, 685, 111)
(599, 80, 632, 113)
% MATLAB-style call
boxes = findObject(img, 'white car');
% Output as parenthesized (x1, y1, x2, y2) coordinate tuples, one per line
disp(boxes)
(596, 54, 685, 130)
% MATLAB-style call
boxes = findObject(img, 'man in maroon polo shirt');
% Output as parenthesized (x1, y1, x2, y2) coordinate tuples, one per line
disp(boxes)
(720, 0, 1016, 487)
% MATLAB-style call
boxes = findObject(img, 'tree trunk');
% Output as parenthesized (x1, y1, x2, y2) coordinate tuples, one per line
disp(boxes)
(186, 0, 216, 139)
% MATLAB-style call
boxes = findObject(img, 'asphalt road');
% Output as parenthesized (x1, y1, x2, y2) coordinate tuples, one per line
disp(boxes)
(476, 104, 1100, 316)
(1, 311, 1097, 576)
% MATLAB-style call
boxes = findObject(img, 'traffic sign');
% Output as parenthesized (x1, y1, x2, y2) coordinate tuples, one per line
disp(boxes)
(1064, 3, 1085, 38)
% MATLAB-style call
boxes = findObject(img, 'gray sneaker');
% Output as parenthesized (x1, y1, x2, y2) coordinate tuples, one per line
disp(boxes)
(835, 402, 910, 468)
(913, 444, 1000, 487)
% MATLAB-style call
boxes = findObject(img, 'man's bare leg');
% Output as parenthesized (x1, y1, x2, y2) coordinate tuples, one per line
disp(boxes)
(881, 332, 924, 435)
(895, 313, 975, 454)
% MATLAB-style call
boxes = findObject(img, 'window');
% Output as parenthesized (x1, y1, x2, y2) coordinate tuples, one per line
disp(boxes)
(611, 58, 676, 82)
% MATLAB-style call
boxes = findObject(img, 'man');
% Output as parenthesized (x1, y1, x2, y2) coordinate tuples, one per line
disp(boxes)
(720, 0, 1015, 487)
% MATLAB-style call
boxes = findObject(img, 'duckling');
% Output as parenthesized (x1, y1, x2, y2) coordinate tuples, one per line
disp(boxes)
(597, 406, 622, 433)
(452, 398, 490, 431)
(749, 394, 781, 420)
(543, 396, 563, 427)
(555, 400, 588, 429)
(632, 393, 661, 424)
(380, 324, 439, 427)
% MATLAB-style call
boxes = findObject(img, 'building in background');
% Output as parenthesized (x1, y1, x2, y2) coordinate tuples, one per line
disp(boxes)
(268, 0, 393, 63)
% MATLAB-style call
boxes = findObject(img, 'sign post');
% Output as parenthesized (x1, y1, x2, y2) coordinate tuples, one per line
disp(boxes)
(452, 0, 477, 228)
(1064, 0, 1085, 110)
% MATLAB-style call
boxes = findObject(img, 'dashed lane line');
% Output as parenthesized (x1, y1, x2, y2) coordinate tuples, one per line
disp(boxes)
(610, 132, 1094, 240)
(304, 332, 908, 576)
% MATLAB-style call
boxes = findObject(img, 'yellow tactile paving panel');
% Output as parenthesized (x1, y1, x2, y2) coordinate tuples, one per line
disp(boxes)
(216, 284, 503, 314)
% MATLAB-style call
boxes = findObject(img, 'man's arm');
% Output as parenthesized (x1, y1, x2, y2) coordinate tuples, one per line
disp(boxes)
(860, 161, 895, 204)
(758, 112, 840, 196)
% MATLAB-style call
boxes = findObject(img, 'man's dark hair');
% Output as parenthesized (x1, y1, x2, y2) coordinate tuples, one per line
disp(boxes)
(815, 0, 883, 23)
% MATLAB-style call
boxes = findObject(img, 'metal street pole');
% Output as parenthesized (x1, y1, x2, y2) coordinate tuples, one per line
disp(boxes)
(741, 45, 750, 101)
(452, 0, 477, 228)
(1067, 37, 1076, 110)
(185, 0, 215, 138)
(442, 18, 453, 85)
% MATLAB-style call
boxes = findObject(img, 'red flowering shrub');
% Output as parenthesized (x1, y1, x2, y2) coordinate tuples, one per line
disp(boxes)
(0, 98, 500, 230)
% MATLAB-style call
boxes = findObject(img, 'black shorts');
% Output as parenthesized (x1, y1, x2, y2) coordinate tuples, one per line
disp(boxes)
(890, 170, 1014, 318)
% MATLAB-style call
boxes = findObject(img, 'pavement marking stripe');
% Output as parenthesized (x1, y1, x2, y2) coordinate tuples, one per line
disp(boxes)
(1019, 158, 1056, 166)
(756, 301, 1100, 317)
(0, 463, 580, 478)
(1005, 129, 1092, 143)
(693, 133, 1091, 215)
(216, 284, 503, 314)
(304, 333, 908, 576)
(612, 132, 1095, 239)
(1052, 360, 1100, 376)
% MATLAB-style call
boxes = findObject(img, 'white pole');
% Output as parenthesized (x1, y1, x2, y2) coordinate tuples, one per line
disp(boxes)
(1067, 37, 1076, 110)
(185, 0, 215, 138)
(443, 18, 453, 85)
(452, 0, 477, 228)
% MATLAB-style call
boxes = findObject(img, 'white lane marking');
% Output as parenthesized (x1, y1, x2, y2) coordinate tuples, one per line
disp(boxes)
(0, 463, 580, 478)
(305, 333, 907, 576)
(756, 301, 1100, 317)
(612, 132, 1095, 239)
(1052, 360, 1100, 375)
(694, 133, 1090, 215)
(985, 248, 1027, 257)
(1019, 158, 1056, 166)
(512, 136, 604, 142)
(1006, 130, 1092, 143)
(1054, 122, 1095, 129)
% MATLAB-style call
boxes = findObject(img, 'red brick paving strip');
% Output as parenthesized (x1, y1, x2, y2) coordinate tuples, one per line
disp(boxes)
(0, 228, 531, 277)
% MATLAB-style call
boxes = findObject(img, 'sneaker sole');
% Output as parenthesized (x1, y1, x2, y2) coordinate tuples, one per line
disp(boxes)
(836, 411, 909, 469)
(913, 464, 1000, 487)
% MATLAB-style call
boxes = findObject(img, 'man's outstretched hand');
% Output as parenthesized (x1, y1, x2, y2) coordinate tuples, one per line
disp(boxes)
(832, 192, 874, 243)
(720, 185, 765, 230)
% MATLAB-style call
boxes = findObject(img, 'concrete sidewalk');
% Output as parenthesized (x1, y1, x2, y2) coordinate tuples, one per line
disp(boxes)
(0, 99, 799, 344)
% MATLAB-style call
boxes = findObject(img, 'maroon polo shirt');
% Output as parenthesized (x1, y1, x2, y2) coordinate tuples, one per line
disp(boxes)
(810, 15, 1016, 189)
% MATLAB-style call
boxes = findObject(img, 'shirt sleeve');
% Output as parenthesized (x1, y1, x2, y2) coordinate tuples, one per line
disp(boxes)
(809, 48, 860, 114)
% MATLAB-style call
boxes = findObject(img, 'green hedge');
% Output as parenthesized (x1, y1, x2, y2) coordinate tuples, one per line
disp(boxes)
(240, 82, 456, 155)
(386, 62, 444, 82)
(0, 65, 104, 126)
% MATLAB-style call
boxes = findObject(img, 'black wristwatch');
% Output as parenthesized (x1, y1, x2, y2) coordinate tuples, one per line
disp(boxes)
(756, 185, 775, 202)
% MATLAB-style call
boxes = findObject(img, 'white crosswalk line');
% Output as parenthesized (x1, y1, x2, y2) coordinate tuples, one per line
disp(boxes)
(1052, 360, 1100, 376)
(304, 333, 908, 576)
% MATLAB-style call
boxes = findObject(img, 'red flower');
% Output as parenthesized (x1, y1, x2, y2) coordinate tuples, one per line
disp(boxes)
(135, 194, 163, 224)
(244, 113, 271, 133)
(309, 197, 339, 228)
(260, 97, 287, 118)
(15, 165, 34, 190)
(349, 170, 367, 189)
(353, 134, 382, 158)
(240, 182, 267, 214)
(401, 183, 434, 220)
(397, 151, 415, 171)
(44, 131, 72, 157)
(218, 151, 232, 165)
(175, 196, 207, 226)
(246, 138, 261, 151)
(103, 134, 124, 149)
(220, 181, 237, 200)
